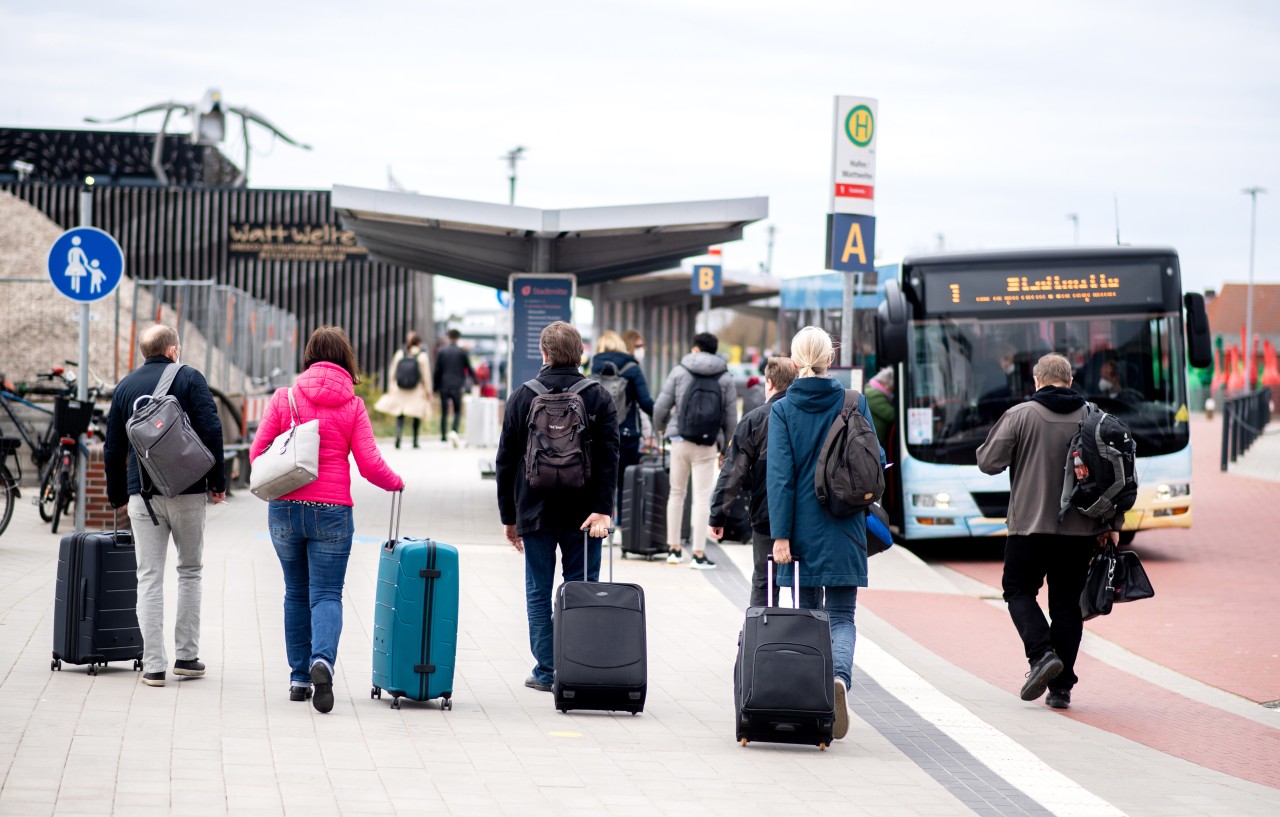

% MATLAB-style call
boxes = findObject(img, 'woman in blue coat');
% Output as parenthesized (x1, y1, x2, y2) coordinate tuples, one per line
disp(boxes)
(590, 331, 655, 515)
(767, 326, 883, 741)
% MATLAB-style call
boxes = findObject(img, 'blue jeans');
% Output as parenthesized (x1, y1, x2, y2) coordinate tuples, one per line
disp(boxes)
(523, 527, 602, 685)
(268, 501, 355, 685)
(799, 586, 858, 687)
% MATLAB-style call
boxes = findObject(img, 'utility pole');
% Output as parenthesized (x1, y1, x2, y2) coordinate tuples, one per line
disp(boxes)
(1243, 186, 1267, 389)
(765, 224, 776, 276)
(1113, 194, 1121, 245)
(1066, 212, 1079, 245)
(502, 146, 526, 205)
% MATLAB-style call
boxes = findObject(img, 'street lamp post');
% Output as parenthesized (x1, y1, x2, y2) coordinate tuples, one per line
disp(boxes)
(502, 146, 526, 205)
(1243, 187, 1267, 388)
(1066, 212, 1079, 245)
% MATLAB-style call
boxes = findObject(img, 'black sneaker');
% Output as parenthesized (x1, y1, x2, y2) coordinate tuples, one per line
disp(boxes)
(173, 659, 205, 677)
(289, 684, 313, 702)
(1020, 651, 1064, 701)
(141, 671, 166, 687)
(311, 662, 334, 713)
(1046, 690, 1071, 709)
(524, 675, 552, 692)
(690, 552, 717, 570)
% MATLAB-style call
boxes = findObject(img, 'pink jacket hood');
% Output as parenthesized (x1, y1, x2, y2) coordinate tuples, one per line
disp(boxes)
(250, 362, 403, 505)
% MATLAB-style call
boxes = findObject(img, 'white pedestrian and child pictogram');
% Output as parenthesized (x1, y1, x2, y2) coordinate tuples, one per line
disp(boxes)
(64, 236, 91, 294)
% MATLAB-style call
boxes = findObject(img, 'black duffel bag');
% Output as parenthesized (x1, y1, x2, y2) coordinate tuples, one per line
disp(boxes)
(1080, 542, 1155, 621)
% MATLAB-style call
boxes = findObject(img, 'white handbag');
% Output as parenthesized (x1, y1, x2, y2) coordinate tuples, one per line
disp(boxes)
(249, 388, 320, 501)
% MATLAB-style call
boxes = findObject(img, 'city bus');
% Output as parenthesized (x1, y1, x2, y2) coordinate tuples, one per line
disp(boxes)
(874, 247, 1212, 544)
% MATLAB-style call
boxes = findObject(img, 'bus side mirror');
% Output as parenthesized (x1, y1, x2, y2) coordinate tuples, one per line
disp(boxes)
(1183, 292, 1212, 369)
(877, 279, 909, 367)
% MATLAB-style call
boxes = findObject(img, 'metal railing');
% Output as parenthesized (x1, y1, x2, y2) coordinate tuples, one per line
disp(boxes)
(1220, 390, 1272, 471)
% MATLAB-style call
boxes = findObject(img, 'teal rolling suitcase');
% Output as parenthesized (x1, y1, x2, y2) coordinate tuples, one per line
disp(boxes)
(372, 492, 459, 710)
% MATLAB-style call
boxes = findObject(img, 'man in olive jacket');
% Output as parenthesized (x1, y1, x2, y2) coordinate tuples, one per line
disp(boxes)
(976, 353, 1122, 710)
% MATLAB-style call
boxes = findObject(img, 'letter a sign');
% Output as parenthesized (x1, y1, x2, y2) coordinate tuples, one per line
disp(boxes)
(826, 213, 876, 273)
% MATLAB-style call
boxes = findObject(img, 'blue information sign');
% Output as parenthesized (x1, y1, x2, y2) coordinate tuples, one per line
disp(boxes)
(691, 264, 723, 295)
(509, 274, 576, 392)
(47, 227, 124, 303)
(827, 213, 876, 273)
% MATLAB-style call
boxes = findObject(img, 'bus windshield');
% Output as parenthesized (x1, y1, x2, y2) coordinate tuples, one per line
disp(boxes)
(905, 313, 1188, 464)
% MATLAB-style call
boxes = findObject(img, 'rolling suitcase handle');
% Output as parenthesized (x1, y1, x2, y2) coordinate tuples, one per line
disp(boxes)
(385, 489, 404, 551)
(582, 527, 616, 582)
(765, 555, 800, 608)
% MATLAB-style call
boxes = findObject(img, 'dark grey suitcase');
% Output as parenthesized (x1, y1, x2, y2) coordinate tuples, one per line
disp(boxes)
(619, 457, 669, 558)
(734, 559, 835, 749)
(553, 531, 647, 714)
(52, 530, 144, 675)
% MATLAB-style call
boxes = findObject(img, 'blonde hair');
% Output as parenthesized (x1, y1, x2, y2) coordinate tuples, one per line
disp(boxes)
(595, 331, 627, 354)
(790, 326, 833, 379)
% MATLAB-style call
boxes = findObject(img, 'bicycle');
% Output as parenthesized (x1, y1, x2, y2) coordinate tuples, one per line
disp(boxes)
(0, 368, 75, 536)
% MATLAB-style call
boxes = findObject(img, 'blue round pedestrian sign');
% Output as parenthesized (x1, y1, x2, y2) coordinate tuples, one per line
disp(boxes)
(47, 227, 124, 303)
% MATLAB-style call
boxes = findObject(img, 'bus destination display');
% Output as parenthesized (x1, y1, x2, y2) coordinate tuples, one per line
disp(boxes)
(921, 263, 1167, 313)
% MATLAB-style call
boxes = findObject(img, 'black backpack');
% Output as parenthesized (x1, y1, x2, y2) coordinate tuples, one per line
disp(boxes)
(395, 354, 421, 390)
(814, 390, 884, 517)
(678, 367, 724, 446)
(523, 378, 596, 490)
(591, 361, 635, 427)
(1059, 402, 1138, 522)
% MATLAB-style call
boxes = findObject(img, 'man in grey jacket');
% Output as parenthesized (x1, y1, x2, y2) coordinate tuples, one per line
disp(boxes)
(976, 353, 1122, 710)
(653, 332, 738, 568)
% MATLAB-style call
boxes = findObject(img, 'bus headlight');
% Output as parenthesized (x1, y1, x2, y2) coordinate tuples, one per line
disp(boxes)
(1155, 483, 1190, 500)
(913, 492, 951, 508)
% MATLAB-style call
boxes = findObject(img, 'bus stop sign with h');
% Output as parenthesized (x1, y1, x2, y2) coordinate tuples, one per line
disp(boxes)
(829, 95, 878, 366)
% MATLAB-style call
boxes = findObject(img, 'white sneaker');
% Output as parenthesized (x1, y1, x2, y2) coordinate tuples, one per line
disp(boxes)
(833, 679, 850, 739)
(665, 549, 682, 565)
(448, 430, 460, 448)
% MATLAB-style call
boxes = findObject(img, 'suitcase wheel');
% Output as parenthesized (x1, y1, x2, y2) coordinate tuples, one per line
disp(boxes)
(87, 664, 97, 676)
(51, 658, 61, 672)
(440, 697, 453, 711)
(133, 659, 142, 672)
(371, 686, 381, 699)
(620, 551, 627, 559)
(390, 696, 402, 710)
(739, 738, 748, 747)
(818, 743, 828, 751)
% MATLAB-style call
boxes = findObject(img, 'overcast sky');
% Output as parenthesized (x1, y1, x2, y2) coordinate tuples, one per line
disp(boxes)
(3, 0, 1277, 312)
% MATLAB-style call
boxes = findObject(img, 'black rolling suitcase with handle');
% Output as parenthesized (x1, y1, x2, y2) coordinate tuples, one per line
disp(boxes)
(734, 558, 836, 749)
(52, 529, 144, 675)
(553, 530, 648, 714)
(619, 455, 670, 559)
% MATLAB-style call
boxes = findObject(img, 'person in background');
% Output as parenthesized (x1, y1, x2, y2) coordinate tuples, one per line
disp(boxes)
(709, 356, 795, 606)
(622, 330, 655, 445)
(590, 330, 654, 518)
(434, 329, 474, 447)
(768, 327, 884, 741)
(864, 367, 896, 450)
(374, 331, 433, 449)
(251, 326, 404, 712)
(741, 375, 766, 415)
(653, 332, 738, 569)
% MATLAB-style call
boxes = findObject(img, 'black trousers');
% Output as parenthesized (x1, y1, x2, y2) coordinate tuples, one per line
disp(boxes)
(750, 530, 781, 608)
(1002, 533, 1095, 692)
(439, 389, 463, 438)
(394, 415, 420, 444)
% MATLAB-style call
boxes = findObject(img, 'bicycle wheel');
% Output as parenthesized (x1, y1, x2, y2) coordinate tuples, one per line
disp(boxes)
(0, 464, 15, 536)
(51, 471, 70, 535)
(37, 464, 57, 522)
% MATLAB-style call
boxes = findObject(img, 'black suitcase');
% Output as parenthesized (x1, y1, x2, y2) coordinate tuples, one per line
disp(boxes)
(734, 559, 835, 749)
(52, 530, 144, 674)
(553, 531, 647, 714)
(619, 456, 670, 558)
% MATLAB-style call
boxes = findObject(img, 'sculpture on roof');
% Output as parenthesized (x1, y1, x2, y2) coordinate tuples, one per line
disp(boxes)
(85, 88, 311, 187)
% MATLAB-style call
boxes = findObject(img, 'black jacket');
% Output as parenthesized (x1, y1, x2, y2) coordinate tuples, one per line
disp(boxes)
(589, 351, 654, 437)
(496, 366, 620, 536)
(104, 356, 226, 507)
(709, 390, 786, 535)
(433, 343, 474, 394)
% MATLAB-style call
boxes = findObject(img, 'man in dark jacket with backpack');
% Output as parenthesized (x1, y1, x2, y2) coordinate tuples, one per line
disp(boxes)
(433, 329, 474, 445)
(709, 356, 794, 606)
(496, 321, 619, 693)
(977, 353, 1123, 710)
(104, 324, 226, 688)
(652, 332, 738, 569)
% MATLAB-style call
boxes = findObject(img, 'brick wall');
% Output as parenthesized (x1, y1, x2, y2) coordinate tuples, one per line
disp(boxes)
(84, 442, 125, 530)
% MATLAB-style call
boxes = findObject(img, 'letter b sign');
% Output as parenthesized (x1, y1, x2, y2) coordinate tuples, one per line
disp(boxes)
(691, 265, 723, 295)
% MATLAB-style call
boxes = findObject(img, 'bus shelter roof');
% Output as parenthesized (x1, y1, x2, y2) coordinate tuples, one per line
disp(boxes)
(331, 185, 768, 289)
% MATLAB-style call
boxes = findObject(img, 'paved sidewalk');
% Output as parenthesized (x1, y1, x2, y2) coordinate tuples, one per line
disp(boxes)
(1, 439, 1277, 816)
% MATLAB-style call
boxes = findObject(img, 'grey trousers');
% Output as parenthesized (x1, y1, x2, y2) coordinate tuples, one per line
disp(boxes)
(129, 493, 207, 674)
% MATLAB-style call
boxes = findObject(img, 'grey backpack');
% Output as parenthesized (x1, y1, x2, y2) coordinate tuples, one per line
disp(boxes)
(126, 363, 216, 500)
(590, 361, 635, 427)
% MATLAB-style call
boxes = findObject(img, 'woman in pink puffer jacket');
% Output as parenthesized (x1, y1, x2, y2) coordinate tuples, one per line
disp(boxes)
(250, 326, 403, 713)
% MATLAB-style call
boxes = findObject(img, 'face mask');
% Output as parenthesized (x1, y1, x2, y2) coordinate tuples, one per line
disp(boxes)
(1002, 362, 1015, 375)
(1098, 378, 1113, 392)
(634, 347, 646, 362)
